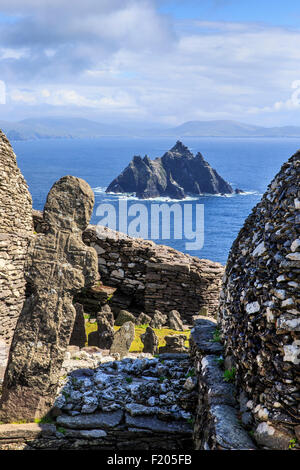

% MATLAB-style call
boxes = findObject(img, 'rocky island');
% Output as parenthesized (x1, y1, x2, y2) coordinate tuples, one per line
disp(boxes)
(106, 141, 235, 199)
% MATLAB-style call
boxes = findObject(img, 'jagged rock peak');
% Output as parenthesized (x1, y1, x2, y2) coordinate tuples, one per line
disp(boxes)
(169, 140, 193, 156)
(106, 142, 235, 199)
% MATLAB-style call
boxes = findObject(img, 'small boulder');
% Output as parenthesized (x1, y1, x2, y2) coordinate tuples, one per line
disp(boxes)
(150, 310, 167, 329)
(110, 321, 135, 358)
(136, 312, 152, 325)
(141, 327, 159, 355)
(115, 309, 136, 326)
(159, 335, 187, 354)
(168, 310, 184, 331)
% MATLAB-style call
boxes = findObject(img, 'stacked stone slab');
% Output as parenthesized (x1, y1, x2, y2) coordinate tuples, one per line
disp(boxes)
(218, 150, 300, 450)
(82, 225, 224, 322)
(0, 130, 33, 377)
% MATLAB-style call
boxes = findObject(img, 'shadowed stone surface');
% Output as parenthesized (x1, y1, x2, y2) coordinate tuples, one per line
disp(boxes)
(141, 327, 159, 355)
(0, 176, 98, 422)
(96, 306, 115, 349)
(69, 303, 87, 349)
(110, 321, 135, 358)
(56, 410, 123, 429)
(136, 312, 152, 325)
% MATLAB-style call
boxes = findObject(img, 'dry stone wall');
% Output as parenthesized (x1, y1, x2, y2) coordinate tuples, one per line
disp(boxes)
(190, 318, 256, 450)
(82, 225, 224, 322)
(219, 150, 300, 450)
(0, 130, 33, 377)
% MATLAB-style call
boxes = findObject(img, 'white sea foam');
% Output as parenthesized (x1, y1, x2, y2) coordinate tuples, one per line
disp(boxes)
(93, 187, 260, 200)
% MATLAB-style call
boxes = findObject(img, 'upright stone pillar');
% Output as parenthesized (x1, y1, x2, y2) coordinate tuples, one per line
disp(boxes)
(0, 176, 98, 422)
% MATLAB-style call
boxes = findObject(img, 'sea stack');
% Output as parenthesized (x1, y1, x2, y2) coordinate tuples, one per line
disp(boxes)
(106, 141, 234, 199)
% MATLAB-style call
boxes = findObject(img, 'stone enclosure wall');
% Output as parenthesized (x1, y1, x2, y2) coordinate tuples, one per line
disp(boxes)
(219, 150, 300, 449)
(82, 225, 224, 322)
(0, 131, 33, 377)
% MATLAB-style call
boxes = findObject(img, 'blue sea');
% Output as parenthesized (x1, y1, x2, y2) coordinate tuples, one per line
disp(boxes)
(12, 137, 299, 265)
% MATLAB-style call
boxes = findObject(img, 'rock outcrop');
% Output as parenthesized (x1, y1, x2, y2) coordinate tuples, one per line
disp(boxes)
(106, 141, 234, 199)
(0, 176, 98, 422)
(218, 150, 300, 449)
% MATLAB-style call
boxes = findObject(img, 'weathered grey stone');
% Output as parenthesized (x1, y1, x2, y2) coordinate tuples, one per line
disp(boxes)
(110, 321, 135, 358)
(141, 327, 159, 355)
(0, 340, 8, 383)
(115, 309, 136, 326)
(210, 405, 256, 450)
(0, 176, 98, 422)
(254, 422, 293, 450)
(168, 310, 184, 331)
(125, 414, 192, 434)
(150, 310, 167, 329)
(136, 312, 152, 325)
(56, 410, 123, 429)
(96, 310, 115, 349)
(190, 319, 223, 356)
(159, 335, 187, 354)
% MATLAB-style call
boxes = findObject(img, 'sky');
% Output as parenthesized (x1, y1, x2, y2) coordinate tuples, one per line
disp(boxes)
(0, 0, 300, 127)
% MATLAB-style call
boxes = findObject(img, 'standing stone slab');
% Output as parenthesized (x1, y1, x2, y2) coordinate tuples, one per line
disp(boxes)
(97, 308, 115, 349)
(0, 176, 98, 422)
(168, 310, 184, 331)
(141, 327, 159, 355)
(0, 130, 33, 352)
(69, 303, 87, 349)
(110, 321, 135, 358)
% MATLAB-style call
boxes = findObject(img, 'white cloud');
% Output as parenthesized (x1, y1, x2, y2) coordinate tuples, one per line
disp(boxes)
(1, 4, 300, 125)
(0, 80, 6, 104)
(274, 80, 300, 110)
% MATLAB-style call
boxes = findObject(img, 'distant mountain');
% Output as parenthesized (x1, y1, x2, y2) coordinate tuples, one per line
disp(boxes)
(0, 117, 133, 140)
(1, 117, 300, 140)
(106, 141, 234, 199)
(152, 120, 300, 137)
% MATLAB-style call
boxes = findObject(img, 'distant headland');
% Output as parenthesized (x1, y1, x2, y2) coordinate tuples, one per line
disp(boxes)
(2, 117, 300, 140)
